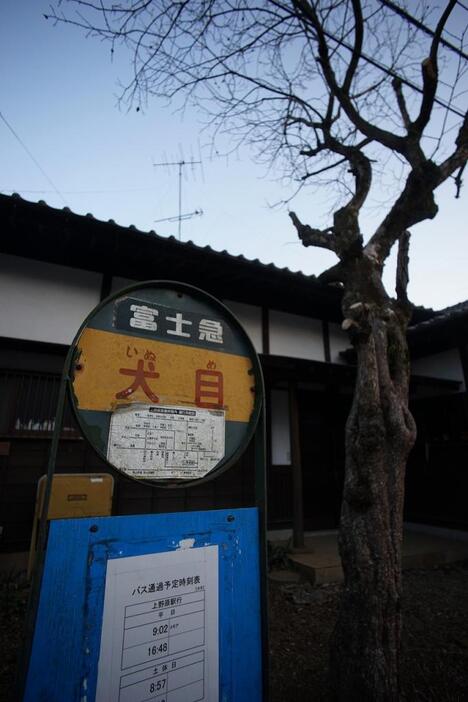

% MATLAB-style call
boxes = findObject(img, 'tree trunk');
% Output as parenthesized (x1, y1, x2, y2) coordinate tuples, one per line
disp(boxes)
(330, 296, 416, 701)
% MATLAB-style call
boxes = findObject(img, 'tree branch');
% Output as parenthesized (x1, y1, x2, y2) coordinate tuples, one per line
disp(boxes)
(342, 0, 363, 94)
(289, 211, 337, 252)
(392, 77, 410, 130)
(395, 230, 411, 305)
(300, 157, 348, 181)
(292, 0, 408, 156)
(454, 162, 466, 199)
(365, 166, 438, 265)
(341, 147, 372, 213)
(411, 0, 457, 136)
(367, 112, 467, 264)
(436, 112, 468, 184)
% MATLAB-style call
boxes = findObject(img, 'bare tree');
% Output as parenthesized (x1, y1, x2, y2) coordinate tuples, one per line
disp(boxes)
(49, 1, 468, 698)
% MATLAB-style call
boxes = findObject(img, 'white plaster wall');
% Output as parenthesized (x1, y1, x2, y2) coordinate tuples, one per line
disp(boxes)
(270, 388, 291, 465)
(411, 349, 465, 390)
(329, 322, 349, 364)
(269, 310, 324, 361)
(111, 276, 138, 294)
(223, 299, 263, 353)
(0, 254, 102, 345)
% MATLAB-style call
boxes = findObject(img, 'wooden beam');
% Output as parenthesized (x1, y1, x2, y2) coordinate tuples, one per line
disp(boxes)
(262, 307, 270, 355)
(288, 381, 304, 549)
(100, 273, 112, 301)
(322, 320, 331, 362)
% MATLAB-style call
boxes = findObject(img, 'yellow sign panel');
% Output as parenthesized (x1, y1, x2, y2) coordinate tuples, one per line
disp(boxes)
(73, 328, 254, 423)
(37, 473, 114, 520)
(28, 473, 114, 578)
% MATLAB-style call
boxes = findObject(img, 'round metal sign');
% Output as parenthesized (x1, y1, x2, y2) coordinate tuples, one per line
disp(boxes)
(69, 281, 263, 487)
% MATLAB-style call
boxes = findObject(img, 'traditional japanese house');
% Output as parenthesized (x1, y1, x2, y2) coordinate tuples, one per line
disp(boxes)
(1, 192, 467, 564)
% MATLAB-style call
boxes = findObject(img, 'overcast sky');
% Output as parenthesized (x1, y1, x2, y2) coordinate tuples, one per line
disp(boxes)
(1, 1, 467, 310)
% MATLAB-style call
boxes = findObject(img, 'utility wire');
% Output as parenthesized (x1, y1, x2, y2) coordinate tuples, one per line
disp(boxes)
(323, 29, 466, 118)
(0, 111, 67, 205)
(379, 0, 468, 62)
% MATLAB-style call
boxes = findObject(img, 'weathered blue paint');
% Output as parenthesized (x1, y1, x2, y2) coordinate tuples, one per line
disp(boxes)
(24, 508, 262, 702)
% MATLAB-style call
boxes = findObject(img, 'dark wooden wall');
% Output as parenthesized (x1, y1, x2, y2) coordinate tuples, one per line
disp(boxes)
(0, 437, 255, 553)
(405, 393, 468, 530)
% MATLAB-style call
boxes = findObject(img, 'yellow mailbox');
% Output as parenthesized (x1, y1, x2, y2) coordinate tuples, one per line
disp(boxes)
(28, 473, 114, 578)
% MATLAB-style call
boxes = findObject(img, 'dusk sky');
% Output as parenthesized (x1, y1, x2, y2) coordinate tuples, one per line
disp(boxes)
(1, 1, 467, 310)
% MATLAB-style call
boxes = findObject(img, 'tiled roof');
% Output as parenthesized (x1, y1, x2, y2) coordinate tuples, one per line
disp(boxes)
(0, 192, 343, 321)
(1, 192, 465, 335)
(7, 191, 319, 278)
(409, 299, 468, 355)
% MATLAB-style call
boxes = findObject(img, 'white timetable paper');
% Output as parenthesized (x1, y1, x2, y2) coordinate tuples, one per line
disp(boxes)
(95, 546, 219, 702)
(107, 405, 225, 479)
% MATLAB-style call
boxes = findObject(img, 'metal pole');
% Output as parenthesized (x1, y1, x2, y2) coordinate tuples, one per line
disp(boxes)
(16, 347, 73, 700)
(178, 161, 183, 240)
(34, 369, 69, 564)
(255, 402, 269, 702)
(152, 158, 200, 240)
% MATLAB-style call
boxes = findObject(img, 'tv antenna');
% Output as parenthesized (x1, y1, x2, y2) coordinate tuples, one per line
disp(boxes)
(154, 209, 204, 225)
(153, 157, 202, 240)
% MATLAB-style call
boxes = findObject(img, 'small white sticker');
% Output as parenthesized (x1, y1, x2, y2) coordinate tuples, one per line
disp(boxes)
(107, 405, 225, 480)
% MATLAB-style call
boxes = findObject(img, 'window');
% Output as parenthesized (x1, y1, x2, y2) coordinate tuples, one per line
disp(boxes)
(0, 370, 79, 436)
(270, 389, 291, 465)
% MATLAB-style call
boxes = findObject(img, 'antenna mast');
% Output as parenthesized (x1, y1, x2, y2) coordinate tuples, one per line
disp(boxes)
(153, 158, 201, 240)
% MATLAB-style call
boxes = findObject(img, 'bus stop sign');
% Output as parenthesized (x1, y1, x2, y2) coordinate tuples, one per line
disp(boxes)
(69, 281, 262, 487)
(22, 282, 268, 702)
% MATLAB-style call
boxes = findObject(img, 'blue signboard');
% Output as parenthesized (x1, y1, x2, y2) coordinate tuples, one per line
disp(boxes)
(24, 508, 262, 702)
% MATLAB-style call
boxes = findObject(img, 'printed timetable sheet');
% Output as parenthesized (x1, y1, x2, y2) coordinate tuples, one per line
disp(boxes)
(95, 546, 219, 702)
(107, 405, 225, 480)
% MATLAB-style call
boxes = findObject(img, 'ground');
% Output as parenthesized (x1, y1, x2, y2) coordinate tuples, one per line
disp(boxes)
(1, 562, 468, 701)
(269, 562, 468, 701)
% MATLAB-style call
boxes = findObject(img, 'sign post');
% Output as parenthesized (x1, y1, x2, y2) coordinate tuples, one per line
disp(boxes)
(22, 281, 268, 702)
